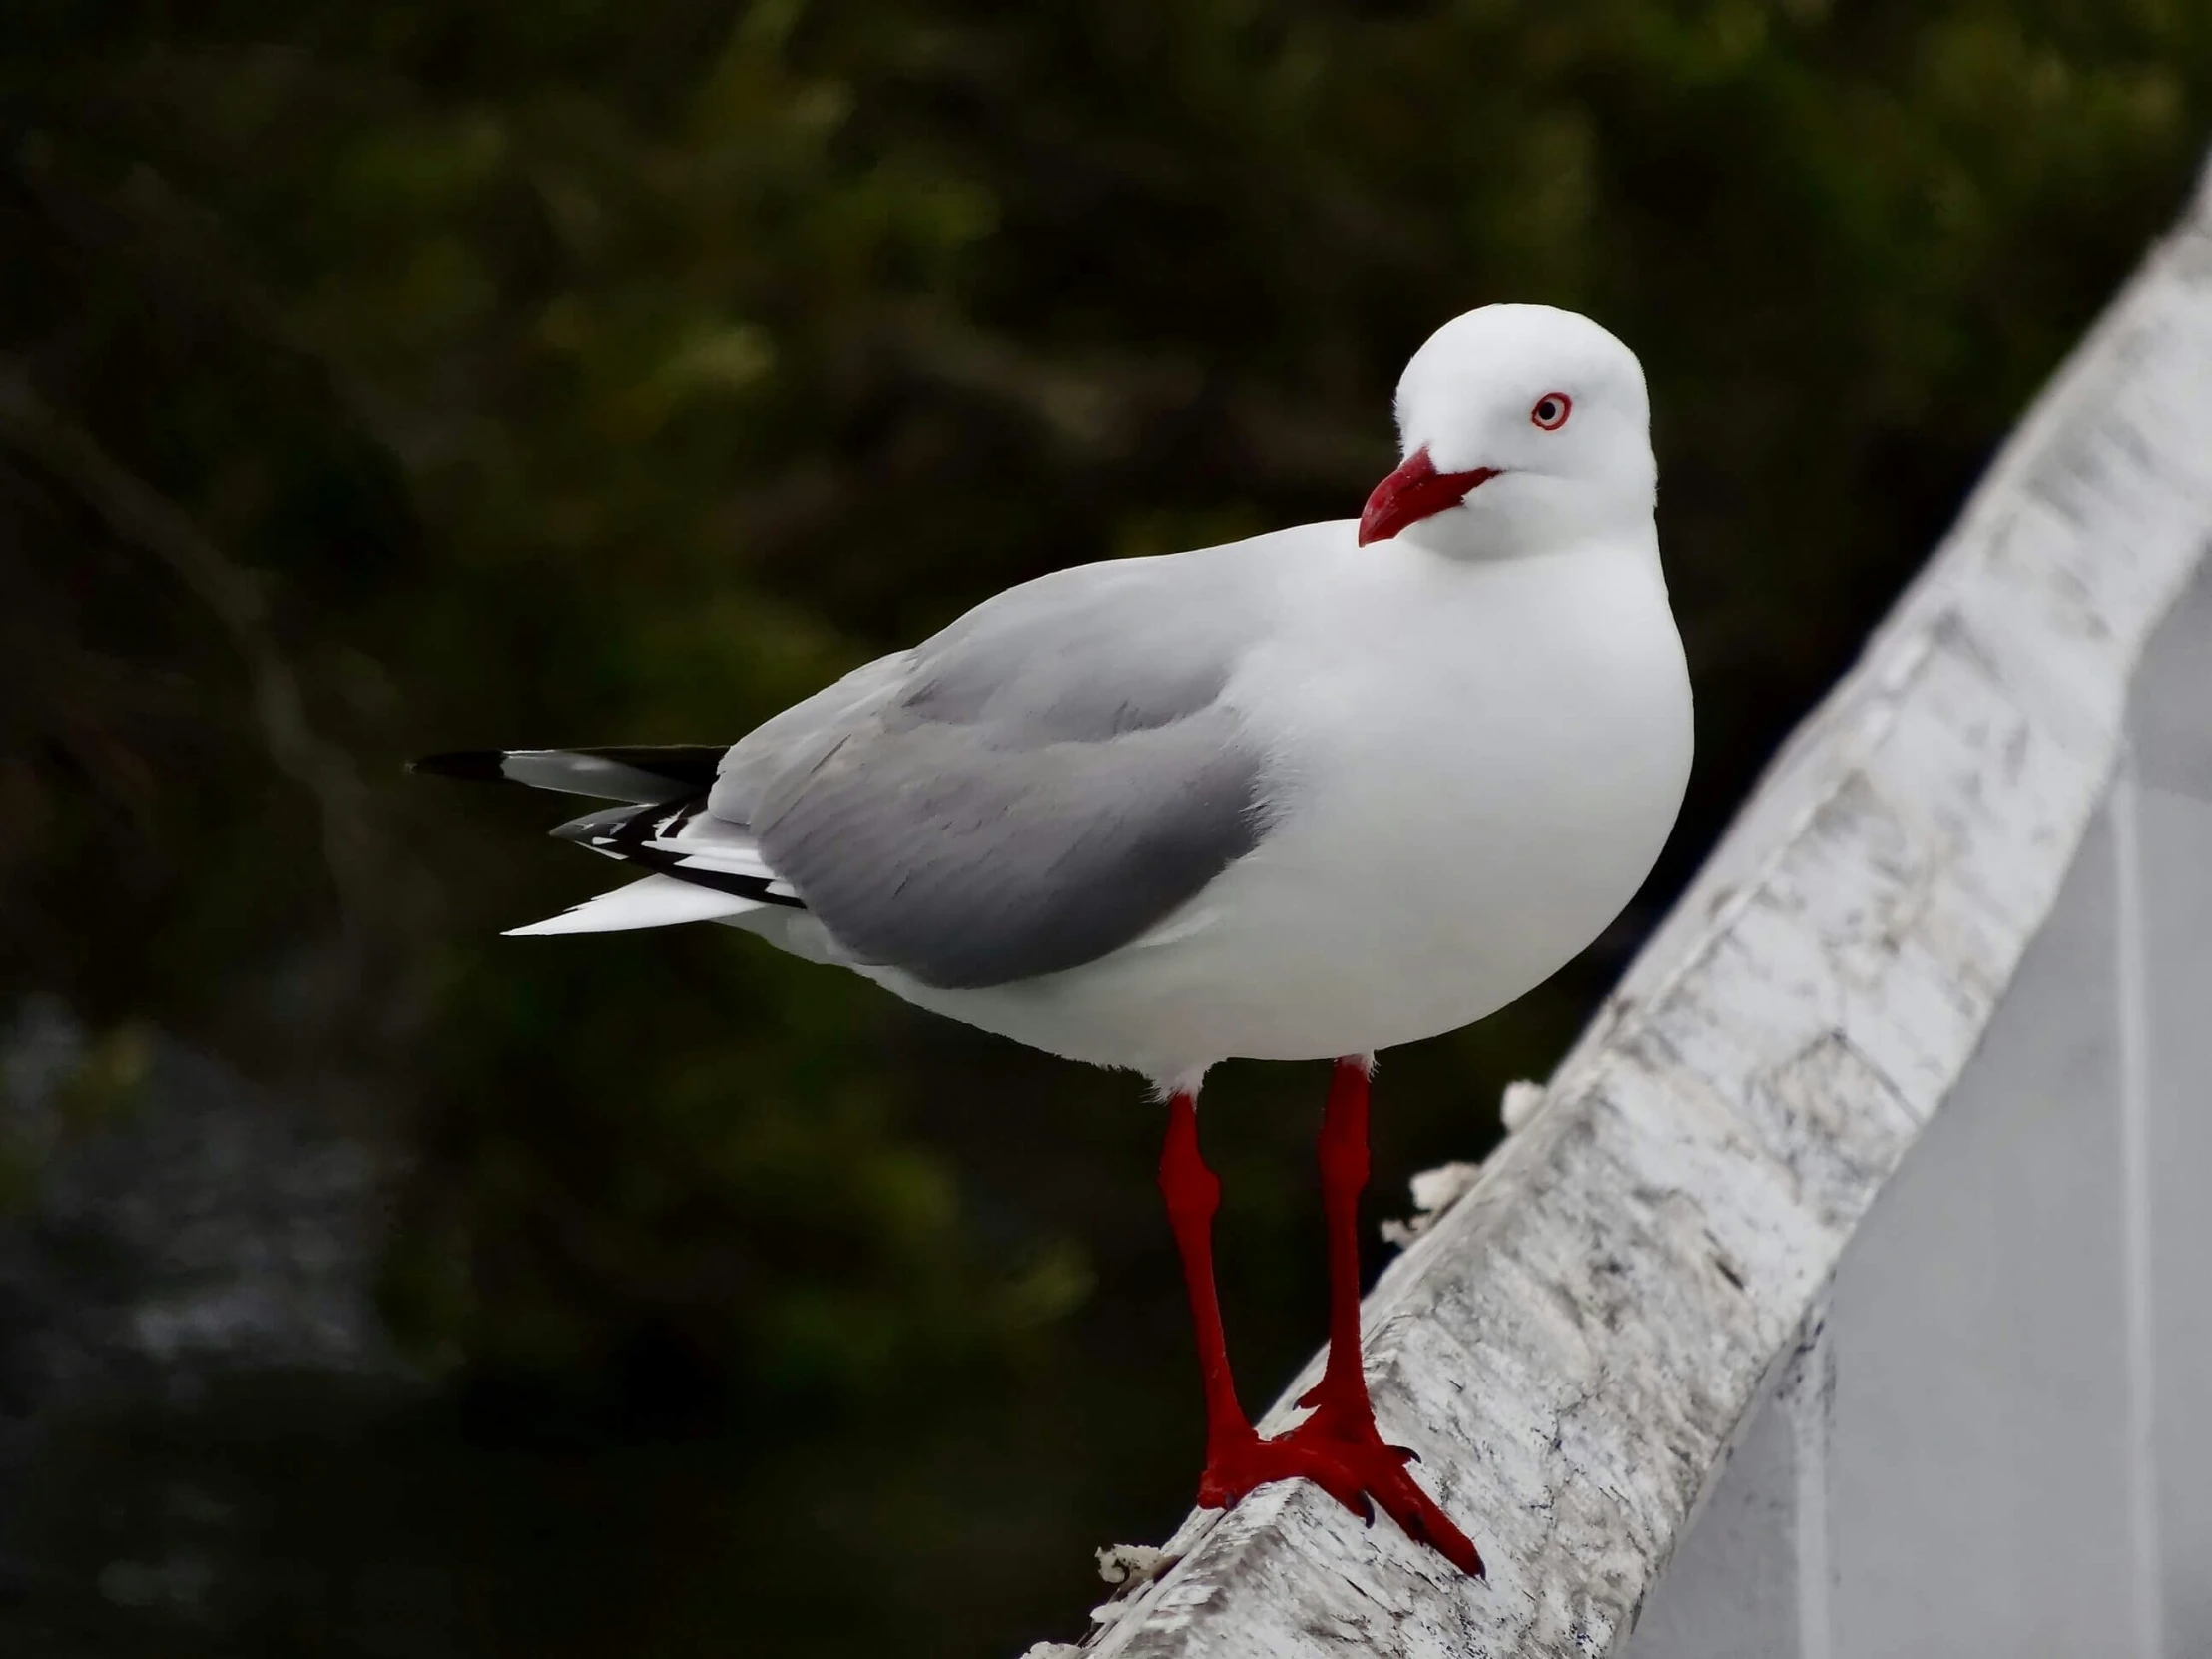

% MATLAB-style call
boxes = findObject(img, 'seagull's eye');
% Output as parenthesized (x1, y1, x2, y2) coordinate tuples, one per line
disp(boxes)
(1530, 393, 1572, 431)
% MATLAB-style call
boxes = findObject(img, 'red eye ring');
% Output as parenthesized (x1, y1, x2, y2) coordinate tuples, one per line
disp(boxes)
(1530, 392, 1572, 430)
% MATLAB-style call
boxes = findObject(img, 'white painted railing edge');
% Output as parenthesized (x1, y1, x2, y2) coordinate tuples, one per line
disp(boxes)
(1048, 154, 2212, 1659)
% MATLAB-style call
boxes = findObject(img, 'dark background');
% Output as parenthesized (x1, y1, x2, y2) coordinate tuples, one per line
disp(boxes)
(2, 3, 2209, 1654)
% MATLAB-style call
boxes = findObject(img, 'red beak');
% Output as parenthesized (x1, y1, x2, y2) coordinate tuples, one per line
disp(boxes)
(1358, 448, 1499, 546)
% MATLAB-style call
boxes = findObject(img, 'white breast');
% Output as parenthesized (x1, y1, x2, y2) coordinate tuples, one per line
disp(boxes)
(872, 528, 1693, 1083)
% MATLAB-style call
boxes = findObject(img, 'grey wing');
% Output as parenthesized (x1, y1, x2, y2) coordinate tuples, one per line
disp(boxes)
(709, 553, 1274, 989)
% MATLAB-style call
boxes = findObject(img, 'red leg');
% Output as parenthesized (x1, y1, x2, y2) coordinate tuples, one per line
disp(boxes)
(1281, 1058, 1486, 1578)
(1301, 1055, 1380, 1426)
(1158, 1089, 1371, 1519)
(1157, 1088, 1248, 1484)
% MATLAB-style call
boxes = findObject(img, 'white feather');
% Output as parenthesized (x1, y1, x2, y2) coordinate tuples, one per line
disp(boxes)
(505, 874, 764, 936)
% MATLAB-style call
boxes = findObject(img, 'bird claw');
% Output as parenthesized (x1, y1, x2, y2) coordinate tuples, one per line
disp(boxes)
(1193, 1412, 1483, 1578)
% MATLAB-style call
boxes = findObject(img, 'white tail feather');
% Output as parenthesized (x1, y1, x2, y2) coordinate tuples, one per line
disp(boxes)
(505, 873, 764, 936)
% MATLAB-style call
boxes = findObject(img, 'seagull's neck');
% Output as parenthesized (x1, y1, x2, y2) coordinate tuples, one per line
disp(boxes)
(1398, 476, 1655, 565)
(1391, 514, 1662, 587)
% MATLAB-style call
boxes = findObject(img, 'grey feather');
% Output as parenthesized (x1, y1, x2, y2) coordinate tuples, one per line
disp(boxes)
(710, 550, 1276, 988)
(413, 745, 729, 803)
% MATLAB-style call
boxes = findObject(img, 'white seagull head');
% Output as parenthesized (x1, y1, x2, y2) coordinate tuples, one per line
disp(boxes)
(1360, 303, 1655, 557)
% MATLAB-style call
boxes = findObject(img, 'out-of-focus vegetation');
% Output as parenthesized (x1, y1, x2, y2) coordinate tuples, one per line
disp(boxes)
(1, 2, 2207, 1653)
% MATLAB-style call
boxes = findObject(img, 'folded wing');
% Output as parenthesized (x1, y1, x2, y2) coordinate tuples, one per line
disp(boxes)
(429, 547, 1280, 982)
(724, 551, 1279, 987)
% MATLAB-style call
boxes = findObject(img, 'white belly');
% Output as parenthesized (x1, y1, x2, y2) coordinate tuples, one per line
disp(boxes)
(869, 536, 1693, 1084)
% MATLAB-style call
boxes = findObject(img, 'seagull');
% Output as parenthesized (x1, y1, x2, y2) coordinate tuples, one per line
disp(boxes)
(414, 303, 1693, 1579)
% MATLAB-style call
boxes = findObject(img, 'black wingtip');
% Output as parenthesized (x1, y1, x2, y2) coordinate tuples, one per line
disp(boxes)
(409, 749, 511, 782)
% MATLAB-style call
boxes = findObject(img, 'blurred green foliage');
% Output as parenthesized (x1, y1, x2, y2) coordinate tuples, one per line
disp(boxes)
(2, 0, 2208, 1651)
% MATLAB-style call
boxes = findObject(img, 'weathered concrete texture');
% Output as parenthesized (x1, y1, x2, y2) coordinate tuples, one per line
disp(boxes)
(1066, 157, 2212, 1659)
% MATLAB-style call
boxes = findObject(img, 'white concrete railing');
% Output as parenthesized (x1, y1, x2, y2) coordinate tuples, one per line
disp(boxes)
(1035, 154, 2212, 1658)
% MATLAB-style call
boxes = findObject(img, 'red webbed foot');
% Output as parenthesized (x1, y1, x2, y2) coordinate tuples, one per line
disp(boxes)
(1195, 1428, 1375, 1522)
(1193, 1409, 1484, 1579)
(1285, 1388, 1485, 1579)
